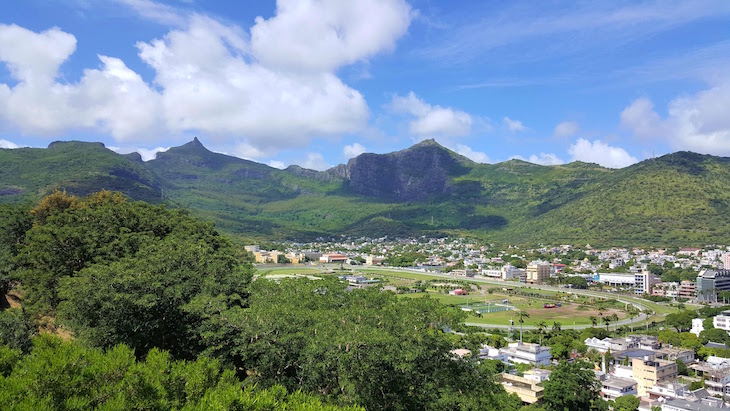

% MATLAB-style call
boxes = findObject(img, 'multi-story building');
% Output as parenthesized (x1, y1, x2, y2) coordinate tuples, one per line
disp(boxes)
(601, 376, 638, 401)
(652, 282, 679, 298)
(723, 254, 730, 270)
(632, 357, 678, 396)
(500, 342, 552, 366)
(678, 280, 697, 300)
(690, 318, 705, 337)
(635, 270, 659, 295)
(691, 358, 730, 398)
(696, 269, 730, 303)
(714, 310, 730, 333)
(499, 373, 545, 405)
(526, 262, 551, 284)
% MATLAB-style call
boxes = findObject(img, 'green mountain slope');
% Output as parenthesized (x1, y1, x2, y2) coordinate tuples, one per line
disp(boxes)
(0, 141, 162, 203)
(2, 138, 730, 246)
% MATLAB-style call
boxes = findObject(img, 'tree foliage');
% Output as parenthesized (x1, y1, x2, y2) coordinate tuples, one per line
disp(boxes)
(0, 335, 361, 411)
(543, 361, 605, 411)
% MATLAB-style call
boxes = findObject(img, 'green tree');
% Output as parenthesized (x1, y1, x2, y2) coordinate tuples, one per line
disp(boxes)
(517, 310, 530, 343)
(543, 361, 604, 411)
(613, 395, 640, 411)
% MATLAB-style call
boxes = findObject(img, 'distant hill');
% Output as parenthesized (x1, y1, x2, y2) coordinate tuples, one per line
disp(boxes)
(2, 138, 730, 246)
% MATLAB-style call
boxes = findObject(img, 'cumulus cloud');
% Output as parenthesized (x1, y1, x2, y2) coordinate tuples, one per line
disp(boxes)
(529, 152, 564, 165)
(553, 121, 579, 137)
(343, 142, 367, 158)
(621, 82, 730, 156)
(510, 153, 564, 165)
(454, 143, 489, 163)
(268, 160, 286, 169)
(251, 0, 413, 72)
(0, 1, 414, 155)
(390, 92, 472, 138)
(301, 152, 330, 171)
(620, 98, 664, 139)
(503, 116, 526, 132)
(568, 138, 637, 168)
(0, 139, 20, 149)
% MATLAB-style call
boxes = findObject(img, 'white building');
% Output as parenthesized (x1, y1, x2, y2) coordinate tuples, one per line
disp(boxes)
(635, 270, 658, 295)
(601, 376, 638, 400)
(500, 342, 552, 366)
(714, 311, 730, 334)
(597, 273, 636, 286)
(690, 318, 705, 337)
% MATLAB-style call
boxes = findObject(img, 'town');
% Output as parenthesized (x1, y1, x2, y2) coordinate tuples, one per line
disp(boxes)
(248, 237, 730, 411)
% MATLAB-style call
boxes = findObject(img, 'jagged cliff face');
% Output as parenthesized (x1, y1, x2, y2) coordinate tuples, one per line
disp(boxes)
(342, 139, 472, 201)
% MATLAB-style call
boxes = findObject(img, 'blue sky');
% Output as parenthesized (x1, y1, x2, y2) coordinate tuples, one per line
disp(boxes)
(1, 0, 729, 170)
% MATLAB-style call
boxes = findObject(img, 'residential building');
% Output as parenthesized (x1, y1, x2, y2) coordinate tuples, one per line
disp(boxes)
(661, 397, 729, 411)
(690, 318, 705, 337)
(523, 369, 552, 383)
(601, 376, 638, 400)
(452, 269, 476, 277)
(691, 357, 730, 398)
(478, 345, 507, 363)
(653, 282, 679, 298)
(500, 342, 552, 366)
(697, 269, 730, 303)
(679, 280, 697, 300)
(724, 254, 730, 270)
(635, 270, 659, 295)
(715, 311, 730, 334)
(657, 347, 695, 364)
(526, 261, 551, 284)
(499, 373, 545, 404)
(632, 357, 679, 396)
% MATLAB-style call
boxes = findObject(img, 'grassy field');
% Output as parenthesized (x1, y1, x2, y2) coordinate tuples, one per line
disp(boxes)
(256, 266, 679, 327)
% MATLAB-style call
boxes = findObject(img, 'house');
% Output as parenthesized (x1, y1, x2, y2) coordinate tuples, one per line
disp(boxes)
(601, 376, 638, 400)
(500, 342, 552, 366)
(499, 373, 545, 404)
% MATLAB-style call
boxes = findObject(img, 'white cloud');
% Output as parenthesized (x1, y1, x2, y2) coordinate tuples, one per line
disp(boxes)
(0, 1, 414, 154)
(529, 152, 564, 165)
(268, 160, 286, 169)
(251, 0, 413, 72)
(553, 121, 579, 137)
(301, 152, 330, 171)
(0, 139, 20, 149)
(503, 116, 526, 132)
(390, 92, 472, 138)
(116, 0, 187, 26)
(108, 145, 169, 161)
(620, 98, 664, 138)
(343, 142, 367, 158)
(454, 143, 489, 163)
(621, 82, 730, 156)
(509, 153, 564, 165)
(568, 138, 637, 168)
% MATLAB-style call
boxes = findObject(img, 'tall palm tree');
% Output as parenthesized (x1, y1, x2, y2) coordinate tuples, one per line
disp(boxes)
(610, 313, 619, 333)
(552, 321, 562, 334)
(603, 316, 612, 332)
(537, 321, 547, 345)
(517, 310, 530, 343)
(589, 316, 598, 327)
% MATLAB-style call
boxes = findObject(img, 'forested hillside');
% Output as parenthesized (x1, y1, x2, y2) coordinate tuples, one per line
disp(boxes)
(0, 192, 537, 410)
(3, 139, 730, 246)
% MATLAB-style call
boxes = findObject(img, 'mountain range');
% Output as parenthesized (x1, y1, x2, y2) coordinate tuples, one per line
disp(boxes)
(2, 138, 730, 246)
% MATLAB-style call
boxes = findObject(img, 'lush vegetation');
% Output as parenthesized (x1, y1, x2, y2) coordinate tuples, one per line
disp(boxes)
(1, 192, 542, 410)
(4, 140, 730, 246)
